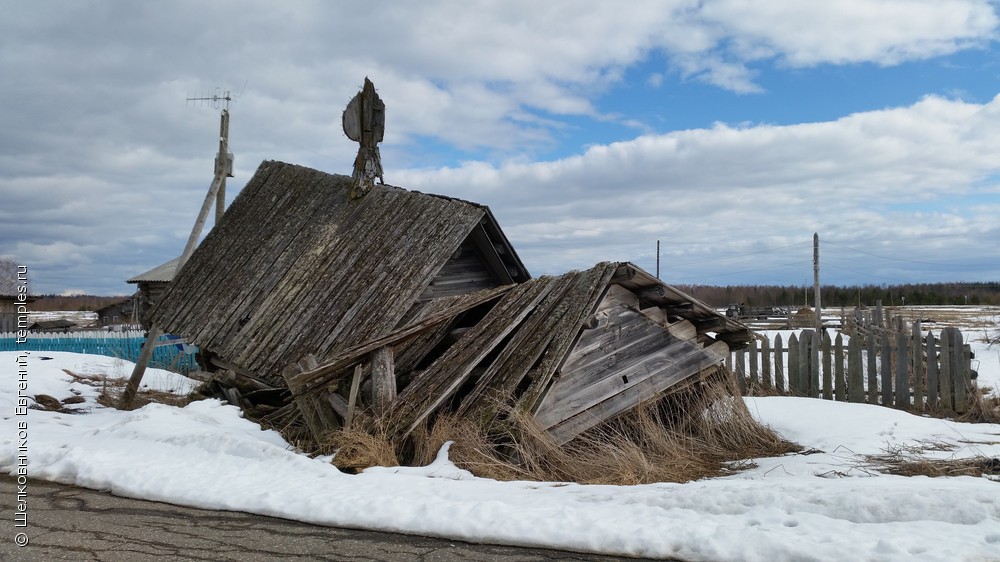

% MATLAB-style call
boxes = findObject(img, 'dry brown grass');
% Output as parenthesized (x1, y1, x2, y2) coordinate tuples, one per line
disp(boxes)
(60, 369, 194, 410)
(867, 442, 1000, 478)
(324, 425, 400, 472)
(335, 368, 800, 485)
(958, 386, 1000, 424)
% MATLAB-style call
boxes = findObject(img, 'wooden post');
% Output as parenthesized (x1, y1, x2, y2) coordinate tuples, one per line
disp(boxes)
(798, 330, 812, 396)
(834, 333, 846, 401)
(774, 334, 785, 393)
(748, 339, 759, 391)
(880, 328, 893, 406)
(866, 332, 878, 405)
(370, 346, 396, 415)
(810, 330, 820, 398)
(119, 326, 163, 408)
(939, 329, 953, 410)
(735, 348, 747, 393)
(761, 337, 772, 391)
(895, 328, 909, 408)
(787, 333, 799, 394)
(926, 332, 938, 409)
(848, 335, 864, 403)
(911, 320, 924, 409)
(821, 331, 832, 400)
(344, 363, 363, 429)
(953, 329, 969, 414)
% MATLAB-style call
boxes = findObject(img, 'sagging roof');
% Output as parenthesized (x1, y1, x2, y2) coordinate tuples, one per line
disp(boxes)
(149, 160, 528, 382)
(289, 261, 751, 445)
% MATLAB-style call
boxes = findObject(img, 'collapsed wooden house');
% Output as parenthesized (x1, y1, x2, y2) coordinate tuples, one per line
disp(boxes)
(150, 160, 750, 448)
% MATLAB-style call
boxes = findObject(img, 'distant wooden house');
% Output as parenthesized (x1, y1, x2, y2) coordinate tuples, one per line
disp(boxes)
(95, 296, 138, 327)
(150, 160, 749, 447)
(0, 295, 37, 333)
(128, 257, 180, 329)
(28, 318, 76, 333)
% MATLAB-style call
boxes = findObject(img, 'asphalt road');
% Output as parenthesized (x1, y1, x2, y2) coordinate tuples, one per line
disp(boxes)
(0, 476, 647, 561)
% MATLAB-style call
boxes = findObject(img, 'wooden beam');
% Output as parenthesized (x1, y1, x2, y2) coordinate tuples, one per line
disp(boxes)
(345, 363, 363, 429)
(287, 284, 513, 396)
(370, 346, 395, 414)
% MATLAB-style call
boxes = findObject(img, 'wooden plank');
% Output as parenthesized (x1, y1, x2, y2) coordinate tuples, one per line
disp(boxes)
(535, 336, 709, 428)
(911, 320, 924, 408)
(925, 332, 938, 408)
(895, 329, 909, 408)
(748, 339, 759, 390)
(370, 346, 395, 415)
(821, 331, 832, 400)
(544, 357, 717, 445)
(786, 333, 798, 394)
(761, 337, 772, 391)
(834, 333, 846, 401)
(774, 333, 784, 393)
(281, 354, 340, 442)
(384, 279, 557, 439)
(345, 363, 362, 429)
(880, 330, 893, 406)
(939, 329, 953, 410)
(287, 284, 512, 395)
(848, 335, 864, 403)
(866, 332, 878, 405)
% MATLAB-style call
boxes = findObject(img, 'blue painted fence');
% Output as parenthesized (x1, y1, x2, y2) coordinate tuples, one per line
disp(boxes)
(0, 330, 200, 374)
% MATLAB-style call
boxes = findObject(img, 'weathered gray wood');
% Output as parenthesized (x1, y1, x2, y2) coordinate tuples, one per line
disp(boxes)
(787, 333, 799, 394)
(866, 332, 878, 405)
(761, 337, 772, 391)
(735, 345, 747, 393)
(810, 330, 820, 398)
(282, 354, 340, 442)
(911, 321, 923, 408)
(798, 330, 812, 396)
(895, 329, 909, 408)
(345, 363, 363, 429)
(385, 280, 555, 439)
(370, 346, 395, 415)
(834, 333, 846, 401)
(953, 329, 968, 413)
(880, 329, 893, 406)
(774, 333, 785, 393)
(925, 331, 938, 408)
(939, 329, 953, 410)
(848, 335, 864, 403)
(821, 331, 832, 400)
(748, 339, 759, 390)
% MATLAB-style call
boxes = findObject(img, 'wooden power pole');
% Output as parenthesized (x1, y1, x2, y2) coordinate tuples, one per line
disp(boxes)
(120, 92, 234, 408)
(813, 232, 822, 333)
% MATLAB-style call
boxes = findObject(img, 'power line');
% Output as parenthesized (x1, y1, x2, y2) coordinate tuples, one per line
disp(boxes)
(665, 241, 812, 269)
(823, 240, 984, 268)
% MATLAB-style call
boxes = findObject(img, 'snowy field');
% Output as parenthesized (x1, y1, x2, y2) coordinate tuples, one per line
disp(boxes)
(2, 343, 999, 561)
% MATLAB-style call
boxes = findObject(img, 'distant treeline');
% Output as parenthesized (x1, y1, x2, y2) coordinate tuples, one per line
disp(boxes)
(29, 294, 129, 311)
(675, 282, 1000, 308)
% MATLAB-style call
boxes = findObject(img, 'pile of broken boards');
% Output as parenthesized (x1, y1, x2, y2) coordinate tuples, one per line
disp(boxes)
(150, 160, 751, 455)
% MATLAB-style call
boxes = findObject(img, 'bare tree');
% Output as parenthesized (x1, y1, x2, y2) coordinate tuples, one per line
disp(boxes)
(0, 257, 19, 295)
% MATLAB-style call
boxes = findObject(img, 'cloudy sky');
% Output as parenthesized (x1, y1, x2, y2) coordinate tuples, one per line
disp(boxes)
(3, 0, 1000, 295)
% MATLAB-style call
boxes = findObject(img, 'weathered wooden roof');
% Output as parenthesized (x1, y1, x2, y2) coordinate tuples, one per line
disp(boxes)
(149, 160, 526, 383)
(127, 257, 180, 284)
(289, 261, 749, 445)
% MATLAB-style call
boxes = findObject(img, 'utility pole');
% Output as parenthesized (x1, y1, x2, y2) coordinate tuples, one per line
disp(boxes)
(656, 240, 660, 279)
(120, 91, 235, 409)
(813, 232, 822, 333)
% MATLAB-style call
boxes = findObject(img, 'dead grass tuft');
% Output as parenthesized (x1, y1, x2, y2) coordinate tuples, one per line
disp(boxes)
(868, 443, 1000, 478)
(958, 387, 1000, 424)
(400, 366, 800, 485)
(323, 422, 399, 473)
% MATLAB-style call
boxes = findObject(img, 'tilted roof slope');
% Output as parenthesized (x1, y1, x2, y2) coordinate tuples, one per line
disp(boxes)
(150, 160, 522, 382)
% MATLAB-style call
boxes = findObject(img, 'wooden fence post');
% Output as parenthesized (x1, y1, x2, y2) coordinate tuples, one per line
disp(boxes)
(735, 348, 747, 393)
(748, 339, 759, 391)
(810, 330, 820, 398)
(895, 328, 909, 408)
(834, 333, 846, 401)
(953, 329, 969, 414)
(848, 335, 864, 403)
(787, 333, 799, 394)
(911, 320, 924, 409)
(866, 331, 878, 405)
(761, 337, 772, 391)
(926, 331, 938, 409)
(880, 328, 893, 407)
(939, 329, 953, 410)
(774, 334, 785, 393)
(821, 331, 832, 400)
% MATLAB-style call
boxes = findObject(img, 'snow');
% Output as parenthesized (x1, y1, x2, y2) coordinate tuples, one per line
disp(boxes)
(3, 349, 1000, 561)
